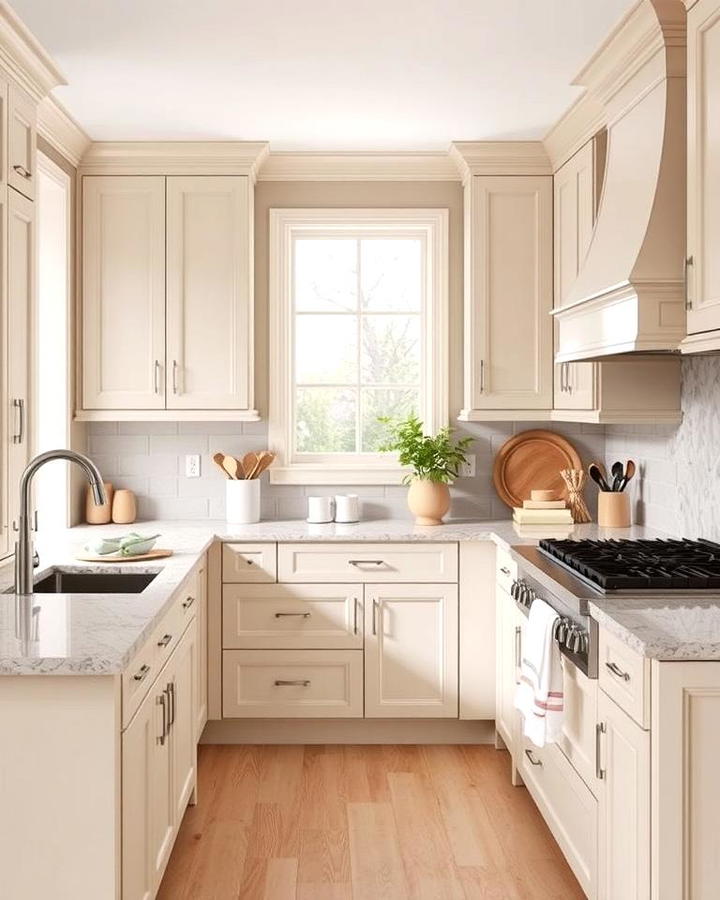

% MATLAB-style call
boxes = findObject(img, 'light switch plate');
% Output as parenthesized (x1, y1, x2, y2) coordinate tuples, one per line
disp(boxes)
(459, 454, 476, 478)
(185, 454, 201, 478)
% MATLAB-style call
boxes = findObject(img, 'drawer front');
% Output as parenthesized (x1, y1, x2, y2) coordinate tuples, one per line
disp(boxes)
(222, 649, 363, 718)
(557, 657, 598, 791)
(277, 542, 458, 583)
(223, 542, 277, 583)
(520, 738, 598, 898)
(223, 583, 362, 649)
(122, 639, 156, 727)
(496, 546, 518, 595)
(599, 628, 650, 728)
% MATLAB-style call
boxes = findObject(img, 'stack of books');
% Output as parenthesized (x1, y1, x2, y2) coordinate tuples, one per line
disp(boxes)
(513, 498, 574, 527)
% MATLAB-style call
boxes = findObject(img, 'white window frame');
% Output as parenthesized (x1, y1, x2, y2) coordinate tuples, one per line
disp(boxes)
(269, 208, 449, 485)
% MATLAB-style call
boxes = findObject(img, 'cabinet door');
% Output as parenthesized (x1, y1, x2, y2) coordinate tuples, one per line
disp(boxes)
(597, 689, 650, 900)
(195, 562, 208, 740)
(7, 188, 32, 534)
(122, 685, 159, 900)
(171, 620, 198, 824)
(463, 175, 553, 412)
(82, 176, 166, 410)
(166, 176, 253, 409)
(553, 142, 597, 410)
(687, 0, 720, 335)
(364, 583, 458, 718)
(0, 186, 7, 559)
(7, 84, 35, 201)
(149, 686, 174, 889)
(495, 585, 521, 749)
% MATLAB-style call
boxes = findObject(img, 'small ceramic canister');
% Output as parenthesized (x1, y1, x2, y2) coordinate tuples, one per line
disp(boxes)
(86, 482, 113, 524)
(597, 491, 631, 528)
(307, 496, 335, 524)
(112, 489, 137, 525)
(334, 494, 359, 523)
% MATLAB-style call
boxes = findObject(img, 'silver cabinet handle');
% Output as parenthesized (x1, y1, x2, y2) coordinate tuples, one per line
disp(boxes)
(566, 363, 573, 394)
(274, 679, 310, 687)
(154, 359, 161, 394)
(274, 611, 310, 618)
(132, 663, 151, 683)
(480, 358, 485, 393)
(514, 625, 522, 669)
(348, 559, 384, 567)
(353, 597, 359, 635)
(685, 255, 694, 311)
(172, 359, 179, 394)
(605, 661, 630, 682)
(167, 682, 176, 728)
(500, 566, 511, 576)
(157, 633, 172, 648)
(157, 693, 167, 745)
(182, 595, 195, 610)
(12, 398, 24, 444)
(372, 598, 379, 636)
(596, 722, 606, 779)
(560, 362, 566, 393)
(524, 748, 542, 767)
(13, 164, 30, 179)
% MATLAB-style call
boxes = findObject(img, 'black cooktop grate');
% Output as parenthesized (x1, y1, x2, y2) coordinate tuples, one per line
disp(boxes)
(538, 538, 720, 590)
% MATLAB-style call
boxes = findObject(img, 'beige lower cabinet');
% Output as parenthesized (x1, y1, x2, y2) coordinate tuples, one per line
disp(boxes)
(495, 583, 522, 756)
(194, 559, 208, 739)
(364, 583, 459, 718)
(122, 618, 199, 900)
(596, 687, 650, 900)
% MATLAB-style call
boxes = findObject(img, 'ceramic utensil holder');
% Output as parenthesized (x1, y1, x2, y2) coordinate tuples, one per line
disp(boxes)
(112, 489, 137, 524)
(86, 482, 113, 524)
(226, 478, 260, 524)
(598, 491, 631, 528)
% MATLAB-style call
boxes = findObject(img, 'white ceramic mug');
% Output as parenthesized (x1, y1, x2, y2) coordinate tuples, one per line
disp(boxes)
(334, 494, 359, 523)
(226, 479, 260, 524)
(307, 496, 335, 523)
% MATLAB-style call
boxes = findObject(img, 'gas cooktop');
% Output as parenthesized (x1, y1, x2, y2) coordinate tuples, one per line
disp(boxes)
(539, 538, 720, 591)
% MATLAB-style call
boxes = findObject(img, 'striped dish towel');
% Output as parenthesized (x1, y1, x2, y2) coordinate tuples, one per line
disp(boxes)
(514, 596, 564, 747)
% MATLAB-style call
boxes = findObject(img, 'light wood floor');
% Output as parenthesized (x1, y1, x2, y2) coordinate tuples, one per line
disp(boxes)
(158, 743, 585, 899)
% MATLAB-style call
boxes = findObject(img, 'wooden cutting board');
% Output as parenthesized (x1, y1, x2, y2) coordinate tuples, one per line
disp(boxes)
(493, 430, 582, 508)
(75, 549, 174, 563)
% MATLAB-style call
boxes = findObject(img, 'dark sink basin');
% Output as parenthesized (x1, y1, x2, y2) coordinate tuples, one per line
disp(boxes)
(32, 570, 158, 594)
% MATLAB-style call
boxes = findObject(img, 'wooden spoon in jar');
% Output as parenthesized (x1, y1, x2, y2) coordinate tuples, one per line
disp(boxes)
(222, 455, 241, 480)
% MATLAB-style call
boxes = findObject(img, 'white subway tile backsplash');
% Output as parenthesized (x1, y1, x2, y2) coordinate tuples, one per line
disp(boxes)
(138, 496, 210, 520)
(149, 434, 210, 454)
(118, 421, 179, 435)
(89, 434, 149, 455)
(118, 454, 180, 477)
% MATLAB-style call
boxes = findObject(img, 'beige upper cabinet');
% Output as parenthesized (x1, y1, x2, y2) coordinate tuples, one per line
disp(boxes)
(166, 177, 253, 409)
(684, 0, 720, 346)
(460, 175, 553, 419)
(80, 173, 257, 418)
(553, 141, 597, 411)
(7, 83, 35, 201)
(82, 176, 166, 410)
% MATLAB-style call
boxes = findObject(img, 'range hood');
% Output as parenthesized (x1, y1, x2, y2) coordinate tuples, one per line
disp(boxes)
(554, 0, 687, 362)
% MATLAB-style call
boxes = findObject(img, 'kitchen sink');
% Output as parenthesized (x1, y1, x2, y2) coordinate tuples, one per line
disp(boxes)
(31, 570, 158, 594)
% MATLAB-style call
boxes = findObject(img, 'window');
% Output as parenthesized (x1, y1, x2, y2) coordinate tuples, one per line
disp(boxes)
(269, 209, 448, 483)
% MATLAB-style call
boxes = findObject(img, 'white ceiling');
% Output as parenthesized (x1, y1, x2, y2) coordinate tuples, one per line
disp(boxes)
(13, 0, 634, 150)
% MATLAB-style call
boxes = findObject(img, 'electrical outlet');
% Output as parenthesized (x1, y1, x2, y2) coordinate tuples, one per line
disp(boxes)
(185, 454, 201, 478)
(459, 454, 476, 478)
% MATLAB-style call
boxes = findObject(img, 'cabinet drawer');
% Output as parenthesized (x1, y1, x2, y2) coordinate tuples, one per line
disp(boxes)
(277, 542, 458, 583)
(123, 639, 157, 728)
(599, 628, 650, 728)
(223, 583, 362, 649)
(222, 649, 363, 717)
(223, 543, 277, 583)
(496, 547, 518, 595)
(520, 738, 597, 898)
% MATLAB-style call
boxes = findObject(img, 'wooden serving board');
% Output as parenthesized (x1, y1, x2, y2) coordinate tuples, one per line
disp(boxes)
(75, 549, 174, 563)
(493, 430, 582, 509)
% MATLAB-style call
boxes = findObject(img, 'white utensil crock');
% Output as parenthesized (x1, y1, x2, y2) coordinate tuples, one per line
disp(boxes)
(307, 496, 335, 523)
(226, 479, 261, 524)
(334, 494, 359, 523)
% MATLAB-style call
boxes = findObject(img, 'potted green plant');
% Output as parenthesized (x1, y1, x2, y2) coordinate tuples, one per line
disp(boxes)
(379, 414, 473, 525)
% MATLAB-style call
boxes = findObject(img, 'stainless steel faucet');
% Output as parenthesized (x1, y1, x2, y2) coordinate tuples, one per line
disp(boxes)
(14, 449, 107, 594)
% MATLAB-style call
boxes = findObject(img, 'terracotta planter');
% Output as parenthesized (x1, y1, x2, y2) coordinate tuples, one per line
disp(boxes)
(407, 479, 451, 526)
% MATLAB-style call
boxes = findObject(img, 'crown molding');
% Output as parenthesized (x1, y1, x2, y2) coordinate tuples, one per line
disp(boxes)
(79, 141, 270, 178)
(37, 94, 91, 166)
(256, 150, 459, 181)
(542, 90, 606, 172)
(449, 141, 552, 181)
(573, 0, 685, 108)
(0, 3, 66, 99)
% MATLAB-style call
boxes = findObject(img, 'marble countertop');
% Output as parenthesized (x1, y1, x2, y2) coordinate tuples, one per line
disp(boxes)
(0, 516, 701, 675)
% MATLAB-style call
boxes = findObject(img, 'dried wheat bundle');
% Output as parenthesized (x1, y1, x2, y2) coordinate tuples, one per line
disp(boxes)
(560, 468, 591, 524)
